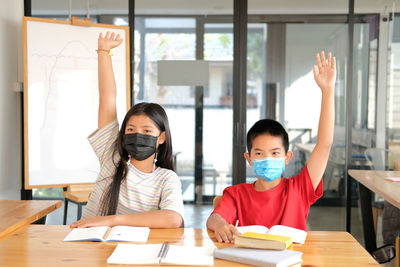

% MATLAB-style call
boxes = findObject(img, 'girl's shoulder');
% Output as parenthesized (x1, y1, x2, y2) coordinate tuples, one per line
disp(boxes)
(154, 167, 178, 179)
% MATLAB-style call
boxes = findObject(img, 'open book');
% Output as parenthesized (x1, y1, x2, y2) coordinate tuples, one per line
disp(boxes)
(63, 226, 150, 242)
(237, 225, 307, 244)
(107, 243, 215, 265)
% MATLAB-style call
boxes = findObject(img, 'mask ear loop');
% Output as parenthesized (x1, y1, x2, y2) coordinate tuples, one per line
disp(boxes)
(152, 152, 158, 172)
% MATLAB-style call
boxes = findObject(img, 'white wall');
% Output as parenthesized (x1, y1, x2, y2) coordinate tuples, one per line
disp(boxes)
(0, 0, 23, 199)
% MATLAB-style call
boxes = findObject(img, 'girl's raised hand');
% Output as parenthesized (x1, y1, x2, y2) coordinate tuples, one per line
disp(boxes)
(313, 51, 336, 92)
(98, 31, 123, 51)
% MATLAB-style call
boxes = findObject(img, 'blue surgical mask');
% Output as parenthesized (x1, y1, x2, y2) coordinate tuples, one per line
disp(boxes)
(252, 157, 285, 182)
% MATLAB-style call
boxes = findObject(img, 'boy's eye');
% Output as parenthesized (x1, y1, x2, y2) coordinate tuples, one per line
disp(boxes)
(273, 152, 280, 155)
(255, 152, 262, 155)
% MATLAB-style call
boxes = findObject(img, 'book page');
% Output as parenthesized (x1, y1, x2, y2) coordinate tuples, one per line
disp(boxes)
(63, 226, 109, 242)
(161, 245, 215, 266)
(106, 226, 150, 242)
(237, 225, 269, 234)
(268, 225, 307, 244)
(107, 244, 162, 265)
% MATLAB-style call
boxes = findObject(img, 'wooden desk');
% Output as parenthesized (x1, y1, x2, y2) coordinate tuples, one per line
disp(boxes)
(349, 170, 400, 254)
(348, 170, 400, 209)
(0, 200, 62, 239)
(0, 225, 378, 266)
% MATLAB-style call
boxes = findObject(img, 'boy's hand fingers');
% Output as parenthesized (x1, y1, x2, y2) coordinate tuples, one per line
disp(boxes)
(327, 52, 332, 66)
(332, 56, 336, 69)
(232, 226, 241, 236)
(99, 32, 103, 39)
(313, 65, 319, 78)
(320, 51, 326, 66)
(316, 53, 322, 70)
(215, 232, 223, 243)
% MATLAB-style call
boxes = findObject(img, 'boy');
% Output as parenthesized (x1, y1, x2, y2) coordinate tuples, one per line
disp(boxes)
(207, 51, 336, 243)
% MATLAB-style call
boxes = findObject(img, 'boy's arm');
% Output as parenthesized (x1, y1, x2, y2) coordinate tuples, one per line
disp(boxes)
(207, 213, 240, 243)
(97, 32, 123, 129)
(307, 51, 336, 190)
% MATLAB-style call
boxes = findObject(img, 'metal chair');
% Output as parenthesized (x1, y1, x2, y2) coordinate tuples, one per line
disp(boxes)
(63, 183, 94, 225)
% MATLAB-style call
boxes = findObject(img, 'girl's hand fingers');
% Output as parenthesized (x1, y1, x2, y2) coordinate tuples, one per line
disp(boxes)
(116, 34, 121, 40)
(105, 31, 110, 39)
(110, 32, 115, 40)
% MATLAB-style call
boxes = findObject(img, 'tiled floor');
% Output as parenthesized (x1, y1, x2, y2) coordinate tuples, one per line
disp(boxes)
(47, 201, 384, 248)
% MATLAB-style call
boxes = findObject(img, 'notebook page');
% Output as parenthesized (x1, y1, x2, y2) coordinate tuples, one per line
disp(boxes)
(63, 226, 109, 242)
(106, 226, 150, 242)
(107, 243, 162, 265)
(161, 245, 215, 266)
(237, 225, 269, 234)
(268, 225, 307, 244)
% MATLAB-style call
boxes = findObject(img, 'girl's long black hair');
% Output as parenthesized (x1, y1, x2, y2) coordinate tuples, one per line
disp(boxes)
(99, 102, 174, 216)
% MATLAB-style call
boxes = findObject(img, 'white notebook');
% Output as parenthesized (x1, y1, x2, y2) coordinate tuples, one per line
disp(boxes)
(214, 246, 303, 267)
(107, 243, 215, 265)
(237, 225, 307, 244)
(63, 226, 150, 242)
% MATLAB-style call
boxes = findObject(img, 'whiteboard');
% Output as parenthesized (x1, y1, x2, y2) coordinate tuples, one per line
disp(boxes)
(23, 17, 130, 188)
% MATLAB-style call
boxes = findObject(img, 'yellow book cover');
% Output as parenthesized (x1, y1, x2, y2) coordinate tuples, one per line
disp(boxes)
(235, 232, 293, 250)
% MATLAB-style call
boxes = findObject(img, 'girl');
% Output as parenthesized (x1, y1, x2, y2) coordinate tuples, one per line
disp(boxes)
(70, 32, 184, 228)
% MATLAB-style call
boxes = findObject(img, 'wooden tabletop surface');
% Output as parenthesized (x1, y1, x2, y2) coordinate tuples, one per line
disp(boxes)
(0, 200, 62, 239)
(0, 225, 378, 266)
(348, 169, 400, 209)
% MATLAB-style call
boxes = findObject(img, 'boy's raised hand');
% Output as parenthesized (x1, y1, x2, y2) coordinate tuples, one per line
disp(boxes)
(313, 51, 336, 92)
(98, 31, 123, 50)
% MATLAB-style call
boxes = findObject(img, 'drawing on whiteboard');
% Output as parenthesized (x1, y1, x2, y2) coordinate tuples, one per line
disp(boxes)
(25, 18, 129, 187)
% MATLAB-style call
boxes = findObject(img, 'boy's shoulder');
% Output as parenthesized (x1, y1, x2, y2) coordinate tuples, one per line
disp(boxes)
(223, 182, 253, 194)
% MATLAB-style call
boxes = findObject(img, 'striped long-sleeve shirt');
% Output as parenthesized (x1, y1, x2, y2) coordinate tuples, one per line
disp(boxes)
(82, 119, 184, 220)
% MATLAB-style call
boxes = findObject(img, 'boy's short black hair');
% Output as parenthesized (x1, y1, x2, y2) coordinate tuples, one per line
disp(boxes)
(246, 119, 289, 153)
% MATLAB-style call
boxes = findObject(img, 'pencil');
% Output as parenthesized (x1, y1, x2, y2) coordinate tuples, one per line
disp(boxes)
(235, 220, 239, 227)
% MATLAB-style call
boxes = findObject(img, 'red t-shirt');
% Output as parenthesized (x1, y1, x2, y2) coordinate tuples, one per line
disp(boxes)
(212, 166, 323, 230)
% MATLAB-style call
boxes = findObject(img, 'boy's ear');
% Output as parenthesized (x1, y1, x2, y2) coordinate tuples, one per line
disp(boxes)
(244, 152, 252, 166)
(285, 151, 293, 165)
(157, 131, 166, 145)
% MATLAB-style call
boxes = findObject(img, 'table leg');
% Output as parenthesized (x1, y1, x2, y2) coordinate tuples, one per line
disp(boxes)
(63, 199, 68, 225)
(358, 182, 377, 254)
(77, 203, 82, 220)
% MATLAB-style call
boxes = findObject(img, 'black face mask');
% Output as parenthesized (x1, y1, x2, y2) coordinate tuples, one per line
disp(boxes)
(122, 133, 158, 161)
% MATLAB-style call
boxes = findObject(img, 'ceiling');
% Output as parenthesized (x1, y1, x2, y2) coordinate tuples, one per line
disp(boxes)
(32, 0, 400, 16)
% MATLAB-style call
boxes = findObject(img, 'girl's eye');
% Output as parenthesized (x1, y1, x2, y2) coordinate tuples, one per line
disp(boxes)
(144, 130, 151, 133)
(126, 128, 133, 132)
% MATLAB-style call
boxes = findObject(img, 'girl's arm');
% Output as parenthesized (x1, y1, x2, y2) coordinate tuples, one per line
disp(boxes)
(70, 210, 183, 228)
(97, 32, 123, 129)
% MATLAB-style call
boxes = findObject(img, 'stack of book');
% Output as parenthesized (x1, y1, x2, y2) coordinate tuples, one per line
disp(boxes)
(214, 225, 306, 267)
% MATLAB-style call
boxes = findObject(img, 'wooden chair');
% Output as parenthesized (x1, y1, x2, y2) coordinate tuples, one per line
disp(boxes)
(213, 195, 222, 208)
(63, 183, 94, 225)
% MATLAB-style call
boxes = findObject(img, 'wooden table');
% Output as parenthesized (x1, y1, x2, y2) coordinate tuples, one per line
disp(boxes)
(0, 225, 378, 266)
(0, 200, 62, 239)
(348, 169, 400, 253)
